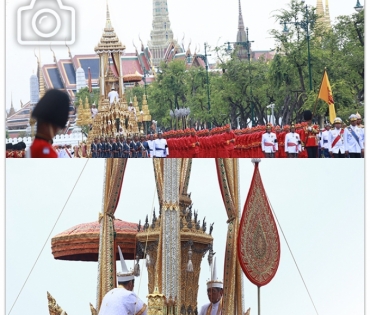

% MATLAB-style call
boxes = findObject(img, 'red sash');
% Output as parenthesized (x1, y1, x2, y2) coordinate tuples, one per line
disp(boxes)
(287, 142, 298, 153)
(331, 129, 344, 148)
(65, 148, 72, 158)
(264, 142, 276, 152)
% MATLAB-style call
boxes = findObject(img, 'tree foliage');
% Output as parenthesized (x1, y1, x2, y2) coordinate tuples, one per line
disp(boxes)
(114, 2, 365, 128)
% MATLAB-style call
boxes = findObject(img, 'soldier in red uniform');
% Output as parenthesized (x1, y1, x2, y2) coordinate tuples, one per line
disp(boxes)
(29, 89, 70, 158)
(6, 143, 14, 158)
(302, 110, 319, 158)
(223, 124, 236, 158)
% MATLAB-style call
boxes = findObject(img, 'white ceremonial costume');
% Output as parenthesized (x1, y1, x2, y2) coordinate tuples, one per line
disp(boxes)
(329, 128, 345, 154)
(98, 246, 147, 315)
(128, 105, 137, 117)
(261, 132, 278, 153)
(344, 125, 364, 153)
(284, 132, 302, 154)
(98, 287, 147, 315)
(154, 138, 168, 157)
(320, 130, 330, 150)
(108, 90, 119, 104)
(147, 139, 155, 158)
(199, 299, 223, 315)
(91, 107, 98, 118)
(200, 257, 223, 315)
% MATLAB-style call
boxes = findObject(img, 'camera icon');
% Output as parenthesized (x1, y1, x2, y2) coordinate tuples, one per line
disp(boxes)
(17, 0, 75, 45)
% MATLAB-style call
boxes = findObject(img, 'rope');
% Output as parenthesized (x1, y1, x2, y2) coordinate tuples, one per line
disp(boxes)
(134, 186, 157, 312)
(8, 159, 90, 315)
(267, 196, 319, 315)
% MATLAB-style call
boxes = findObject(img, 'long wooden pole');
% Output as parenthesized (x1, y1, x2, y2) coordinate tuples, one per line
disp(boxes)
(258, 286, 260, 315)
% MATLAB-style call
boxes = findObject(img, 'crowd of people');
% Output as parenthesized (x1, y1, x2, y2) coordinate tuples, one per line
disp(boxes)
(6, 88, 364, 159)
(161, 111, 364, 158)
(89, 132, 168, 158)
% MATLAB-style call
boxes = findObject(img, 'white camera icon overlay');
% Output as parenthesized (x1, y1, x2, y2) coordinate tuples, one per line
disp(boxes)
(17, 0, 75, 45)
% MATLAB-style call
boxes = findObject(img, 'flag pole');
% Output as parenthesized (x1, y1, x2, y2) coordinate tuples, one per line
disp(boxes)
(312, 68, 327, 117)
(258, 286, 260, 315)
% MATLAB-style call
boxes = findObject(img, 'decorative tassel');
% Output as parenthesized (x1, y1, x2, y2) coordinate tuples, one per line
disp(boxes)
(146, 253, 151, 267)
(186, 246, 194, 272)
(134, 255, 140, 276)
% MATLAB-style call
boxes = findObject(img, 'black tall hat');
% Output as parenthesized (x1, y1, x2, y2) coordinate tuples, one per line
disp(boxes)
(15, 142, 26, 150)
(6, 143, 13, 150)
(303, 110, 313, 121)
(32, 89, 70, 128)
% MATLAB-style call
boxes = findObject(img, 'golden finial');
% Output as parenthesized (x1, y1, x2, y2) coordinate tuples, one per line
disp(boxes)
(85, 96, 89, 109)
(38, 49, 46, 99)
(50, 44, 57, 63)
(65, 41, 72, 59)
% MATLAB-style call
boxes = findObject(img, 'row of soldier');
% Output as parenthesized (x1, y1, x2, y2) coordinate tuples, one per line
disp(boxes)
(161, 111, 364, 158)
(90, 133, 168, 158)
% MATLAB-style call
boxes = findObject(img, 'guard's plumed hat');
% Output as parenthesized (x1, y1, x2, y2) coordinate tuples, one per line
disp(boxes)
(303, 110, 313, 121)
(32, 89, 70, 128)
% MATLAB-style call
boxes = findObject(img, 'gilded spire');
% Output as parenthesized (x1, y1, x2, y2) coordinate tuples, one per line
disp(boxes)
(316, 0, 325, 27)
(238, 0, 245, 33)
(324, 0, 331, 28)
(94, 0, 125, 53)
(38, 50, 46, 99)
(9, 92, 15, 116)
(235, 0, 248, 59)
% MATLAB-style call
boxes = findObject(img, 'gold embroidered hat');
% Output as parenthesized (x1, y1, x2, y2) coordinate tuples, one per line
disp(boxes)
(207, 257, 223, 289)
(117, 246, 135, 282)
(333, 117, 342, 124)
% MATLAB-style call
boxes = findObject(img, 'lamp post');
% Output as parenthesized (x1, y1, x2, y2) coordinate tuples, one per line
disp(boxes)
(142, 68, 150, 96)
(225, 27, 256, 127)
(354, 0, 363, 12)
(281, 2, 314, 91)
(266, 103, 275, 125)
(194, 43, 212, 129)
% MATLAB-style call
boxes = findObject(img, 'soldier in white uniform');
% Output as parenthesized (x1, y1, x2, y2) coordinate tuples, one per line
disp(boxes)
(320, 122, 331, 158)
(284, 123, 302, 158)
(108, 86, 119, 104)
(147, 134, 155, 158)
(261, 124, 278, 158)
(98, 246, 147, 315)
(199, 257, 224, 315)
(344, 114, 364, 158)
(153, 132, 168, 157)
(328, 117, 345, 158)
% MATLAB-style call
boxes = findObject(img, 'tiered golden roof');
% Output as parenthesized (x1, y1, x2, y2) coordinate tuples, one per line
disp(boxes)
(141, 94, 152, 123)
(94, 4, 126, 53)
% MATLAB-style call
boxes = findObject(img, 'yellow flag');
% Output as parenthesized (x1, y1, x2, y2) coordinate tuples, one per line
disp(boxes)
(318, 69, 336, 124)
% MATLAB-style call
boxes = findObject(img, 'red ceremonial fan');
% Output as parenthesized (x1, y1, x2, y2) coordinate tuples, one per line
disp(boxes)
(237, 160, 280, 287)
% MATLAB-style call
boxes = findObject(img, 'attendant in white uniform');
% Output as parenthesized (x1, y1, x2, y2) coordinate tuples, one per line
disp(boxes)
(108, 86, 119, 104)
(344, 114, 364, 158)
(128, 101, 137, 118)
(329, 117, 345, 158)
(199, 257, 224, 315)
(261, 124, 278, 158)
(98, 246, 147, 315)
(320, 122, 331, 158)
(91, 104, 98, 118)
(284, 123, 302, 158)
(153, 132, 168, 158)
(147, 134, 155, 158)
